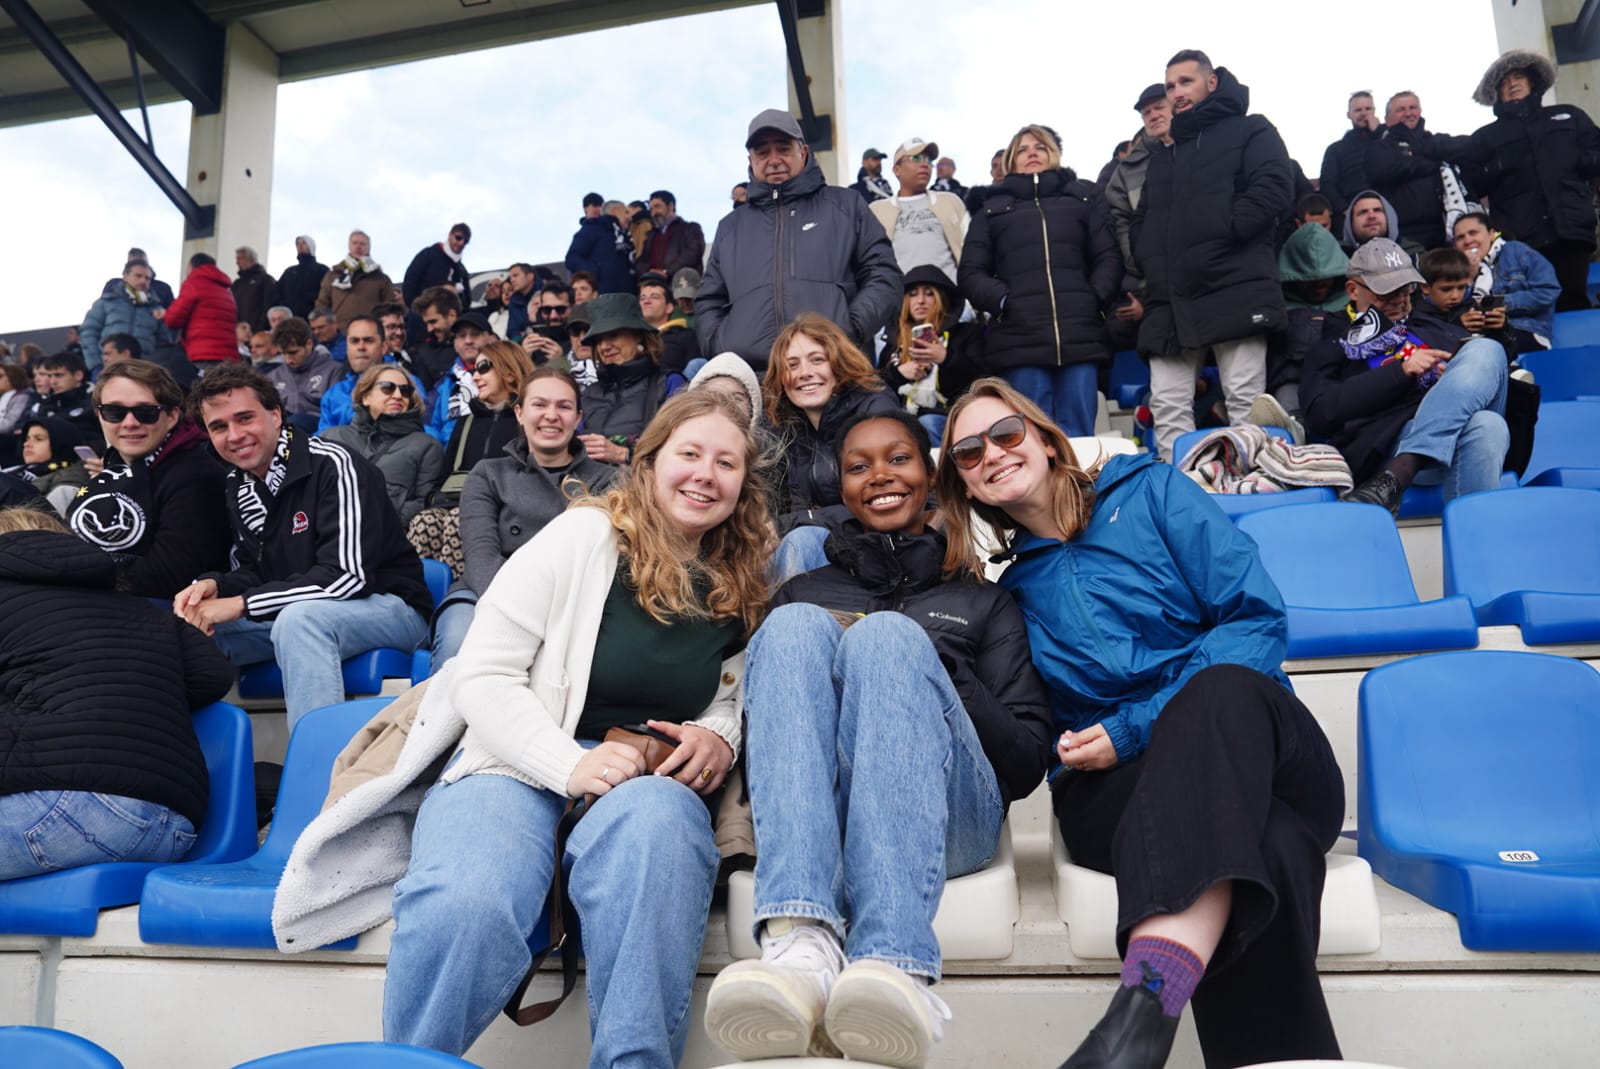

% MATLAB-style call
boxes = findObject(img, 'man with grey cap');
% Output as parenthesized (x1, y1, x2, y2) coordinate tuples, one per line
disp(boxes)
(850, 146, 893, 201)
(1105, 83, 1175, 325)
(868, 137, 970, 275)
(1301, 236, 1508, 513)
(696, 109, 902, 375)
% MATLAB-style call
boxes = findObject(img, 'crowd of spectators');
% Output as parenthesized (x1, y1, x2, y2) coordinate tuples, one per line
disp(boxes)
(2, 41, 1598, 1069)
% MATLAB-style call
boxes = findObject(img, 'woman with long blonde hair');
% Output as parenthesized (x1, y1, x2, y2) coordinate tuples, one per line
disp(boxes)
(384, 388, 776, 1065)
(937, 378, 1343, 1069)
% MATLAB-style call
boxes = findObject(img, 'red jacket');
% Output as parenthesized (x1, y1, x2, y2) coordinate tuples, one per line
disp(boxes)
(164, 263, 240, 364)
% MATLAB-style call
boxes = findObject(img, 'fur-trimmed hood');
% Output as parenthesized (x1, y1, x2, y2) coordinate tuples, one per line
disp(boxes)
(1475, 49, 1557, 107)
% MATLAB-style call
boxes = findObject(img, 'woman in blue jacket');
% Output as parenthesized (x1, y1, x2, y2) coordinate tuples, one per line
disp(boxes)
(935, 378, 1344, 1069)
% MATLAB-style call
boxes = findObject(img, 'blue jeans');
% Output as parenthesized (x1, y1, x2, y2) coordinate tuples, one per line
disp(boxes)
(1000, 363, 1099, 438)
(744, 605, 1005, 980)
(917, 413, 948, 443)
(429, 596, 477, 677)
(1393, 338, 1510, 501)
(772, 525, 831, 585)
(209, 592, 429, 729)
(0, 791, 195, 881)
(384, 768, 719, 1065)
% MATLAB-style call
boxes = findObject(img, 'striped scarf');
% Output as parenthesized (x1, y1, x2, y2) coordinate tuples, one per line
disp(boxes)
(236, 428, 291, 536)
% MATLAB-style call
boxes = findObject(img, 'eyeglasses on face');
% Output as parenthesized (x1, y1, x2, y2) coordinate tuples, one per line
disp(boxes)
(947, 414, 1028, 470)
(473, 360, 495, 375)
(97, 403, 167, 424)
(374, 381, 416, 398)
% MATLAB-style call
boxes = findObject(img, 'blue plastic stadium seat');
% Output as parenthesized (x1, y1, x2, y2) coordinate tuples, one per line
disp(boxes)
(1388, 470, 1519, 519)
(1109, 349, 1148, 410)
(1524, 467, 1600, 489)
(0, 702, 257, 937)
(1442, 486, 1600, 643)
(1359, 650, 1600, 951)
(233, 1042, 476, 1067)
(1236, 502, 1479, 658)
(138, 698, 393, 950)
(1520, 399, 1600, 485)
(0, 1026, 125, 1068)
(1551, 308, 1600, 349)
(1518, 347, 1600, 401)
(235, 560, 452, 701)
(1589, 260, 1600, 300)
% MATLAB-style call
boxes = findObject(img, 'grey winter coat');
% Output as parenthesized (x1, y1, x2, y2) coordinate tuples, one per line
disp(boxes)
(321, 408, 445, 526)
(456, 438, 618, 597)
(696, 154, 902, 374)
(1105, 132, 1158, 289)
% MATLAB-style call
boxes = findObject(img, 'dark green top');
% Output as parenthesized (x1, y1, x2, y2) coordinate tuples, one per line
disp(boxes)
(578, 563, 743, 740)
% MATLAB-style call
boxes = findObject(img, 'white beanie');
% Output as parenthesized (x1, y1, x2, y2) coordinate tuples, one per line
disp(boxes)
(691, 352, 763, 423)
(296, 234, 317, 257)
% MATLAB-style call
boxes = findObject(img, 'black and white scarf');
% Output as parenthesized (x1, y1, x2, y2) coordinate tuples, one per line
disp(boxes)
(236, 428, 292, 536)
(1469, 234, 1505, 300)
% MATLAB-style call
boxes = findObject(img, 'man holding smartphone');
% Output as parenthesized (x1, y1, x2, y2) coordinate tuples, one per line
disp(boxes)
(1300, 238, 1509, 514)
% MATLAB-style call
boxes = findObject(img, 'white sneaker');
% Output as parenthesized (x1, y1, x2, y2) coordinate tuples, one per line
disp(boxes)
(823, 959, 951, 1068)
(705, 918, 846, 1060)
(1247, 393, 1306, 446)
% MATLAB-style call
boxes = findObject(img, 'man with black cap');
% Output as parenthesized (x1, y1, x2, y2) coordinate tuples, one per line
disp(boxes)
(1301, 236, 1509, 513)
(850, 146, 893, 201)
(868, 137, 969, 276)
(565, 192, 636, 296)
(1105, 83, 1174, 326)
(696, 109, 901, 374)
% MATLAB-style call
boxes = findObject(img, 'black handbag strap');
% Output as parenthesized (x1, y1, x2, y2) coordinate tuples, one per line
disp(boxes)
(503, 799, 586, 1026)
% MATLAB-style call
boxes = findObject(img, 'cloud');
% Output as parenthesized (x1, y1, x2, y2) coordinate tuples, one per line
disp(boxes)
(0, 1, 1502, 335)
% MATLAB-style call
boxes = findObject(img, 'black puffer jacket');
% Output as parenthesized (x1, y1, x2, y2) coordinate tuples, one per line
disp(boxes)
(580, 357, 683, 446)
(272, 252, 330, 318)
(696, 154, 902, 374)
(959, 169, 1121, 370)
(1136, 67, 1294, 355)
(0, 530, 233, 827)
(774, 384, 901, 521)
(772, 523, 1053, 807)
(1464, 96, 1600, 248)
(1364, 120, 1472, 248)
(1317, 125, 1378, 226)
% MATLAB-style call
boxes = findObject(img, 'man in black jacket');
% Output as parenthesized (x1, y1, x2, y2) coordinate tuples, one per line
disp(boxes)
(231, 247, 277, 333)
(1136, 50, 1294, 461)
(1318, 91, 1379, 235)
(402, 224, 472, 307)
(1365, 92, 1471, 251)
(271, 236, 329, 318)
(697, 109, 902, 374)
(175, 363, 431, 728)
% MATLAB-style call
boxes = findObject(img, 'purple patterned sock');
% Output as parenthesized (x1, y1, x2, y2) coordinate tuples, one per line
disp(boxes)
(1120, 935, 1205, 1018)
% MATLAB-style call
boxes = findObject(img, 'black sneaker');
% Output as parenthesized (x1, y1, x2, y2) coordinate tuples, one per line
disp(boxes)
(1057, 982, 1180, 1069)
(1341, 470, 1404, 516)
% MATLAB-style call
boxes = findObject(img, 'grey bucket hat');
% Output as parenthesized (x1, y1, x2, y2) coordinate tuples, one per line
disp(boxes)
(580, 292, 657, 345)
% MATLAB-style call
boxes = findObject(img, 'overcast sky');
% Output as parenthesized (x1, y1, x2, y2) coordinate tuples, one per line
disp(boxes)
(1, 0, 1503, 335)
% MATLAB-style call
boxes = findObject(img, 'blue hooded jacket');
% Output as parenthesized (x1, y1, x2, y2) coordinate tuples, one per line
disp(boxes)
(997, 453, 1289, 764)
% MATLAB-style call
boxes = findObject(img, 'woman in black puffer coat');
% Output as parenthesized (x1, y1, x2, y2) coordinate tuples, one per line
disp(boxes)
(960, 124, 1122, 437)
(0, 508, 233, 881)
(1462, 50, 1600, 311)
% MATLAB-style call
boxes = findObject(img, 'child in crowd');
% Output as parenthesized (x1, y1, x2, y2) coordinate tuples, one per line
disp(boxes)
(1414, 248, 1517, 361)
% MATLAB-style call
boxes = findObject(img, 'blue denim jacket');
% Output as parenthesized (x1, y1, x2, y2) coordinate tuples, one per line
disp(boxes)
(1493, 239, 1560, 340)
(998, 453, 1290, 763)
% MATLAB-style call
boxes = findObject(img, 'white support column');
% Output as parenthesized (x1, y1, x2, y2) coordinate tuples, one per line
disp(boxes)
(182, 24, 278, 271)
(786, 0, 845, 187)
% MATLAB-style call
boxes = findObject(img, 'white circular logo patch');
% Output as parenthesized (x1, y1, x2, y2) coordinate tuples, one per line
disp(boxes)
(69, 491, 147, 551)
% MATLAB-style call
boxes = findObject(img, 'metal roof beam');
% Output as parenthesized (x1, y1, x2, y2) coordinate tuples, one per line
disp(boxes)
(81, 0, 226, 113)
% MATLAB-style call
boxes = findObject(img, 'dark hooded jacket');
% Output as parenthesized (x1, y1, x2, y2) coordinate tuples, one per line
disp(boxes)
(401, 243, 470, 307)
(0, 529, 233, 827)
(1461, 51, 1600, 249)
(66, 420, 232, 598)
(960, 168, 1122, 370)
(579, 356, 685, 447)
(771, 523, 1054, 808)
(1318, 124, 1379, 228)
(272, 252, 330, 318)
(564, 216, 637, 295)
(1364, 119, 1472, 249)
(1135, 67, 1295, 355)
(773, 384, 901, 523)
(1338, 187, 1411, 253)
(696, 154, 902, 375)
(231, 262, 277, 333)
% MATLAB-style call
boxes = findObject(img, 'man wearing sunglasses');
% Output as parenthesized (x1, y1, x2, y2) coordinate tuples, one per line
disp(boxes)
(868, 138, 969, 278)
(426, 310, 500, 445)
(1300, 237, 1509, 514)
(177, 363, 431, 730)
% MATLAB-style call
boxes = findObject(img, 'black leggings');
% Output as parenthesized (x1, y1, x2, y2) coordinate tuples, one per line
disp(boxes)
(1536, 239, 1595, 314)
(1053, 664, 1345, 1069)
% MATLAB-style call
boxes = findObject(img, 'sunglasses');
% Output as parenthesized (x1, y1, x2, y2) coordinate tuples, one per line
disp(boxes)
(537, 305, 570, 318)
(947, 414, 1028, 469)
(473, 359, 495, 375)
(374, 381, 416, 398)
(98, 403, 167, 424)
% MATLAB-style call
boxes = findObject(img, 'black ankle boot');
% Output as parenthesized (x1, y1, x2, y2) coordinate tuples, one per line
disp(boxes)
(1057, 983, 1180, 1068)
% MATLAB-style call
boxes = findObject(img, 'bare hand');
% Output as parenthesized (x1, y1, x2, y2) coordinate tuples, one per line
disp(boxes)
(910, 336, 947, 364)
(1459, 308, 1486, 332)
(524, 334, 563, 362)
(151, 307, 166, 321)
(897, 359, 929, 381)
(173, 578, 219, 617)
(179, 594, 244, 635)
(646, 720, 734, 795)
(1483, 307, 1507, 330)
(1058, 723, 1119, 772)
(578, 433, 627, 464)
(1114, 292, 1145, 322)
(1402, 347, 1450, 378)
(566, 740, 650, 799)
(83, 455, 105, 477)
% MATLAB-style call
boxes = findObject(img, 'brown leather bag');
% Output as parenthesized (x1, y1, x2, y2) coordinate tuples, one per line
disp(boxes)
(503, 726, 679, 1026)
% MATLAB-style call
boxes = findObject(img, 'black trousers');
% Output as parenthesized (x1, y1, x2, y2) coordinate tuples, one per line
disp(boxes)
(1536, 239, 1595, 313)
(1053, 664, 1345, 1069)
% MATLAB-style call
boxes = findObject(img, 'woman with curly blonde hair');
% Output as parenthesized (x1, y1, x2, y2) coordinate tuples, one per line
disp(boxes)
(384, 387, 776, 1064)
